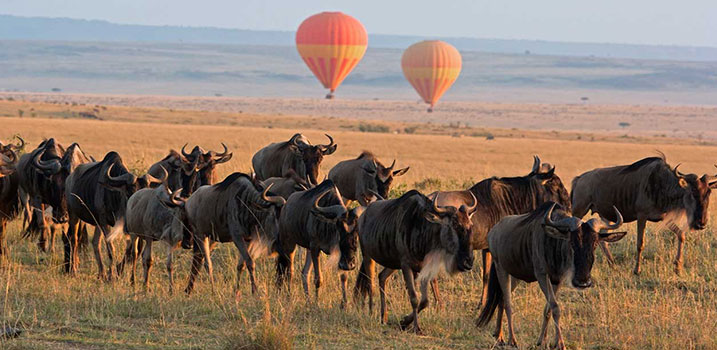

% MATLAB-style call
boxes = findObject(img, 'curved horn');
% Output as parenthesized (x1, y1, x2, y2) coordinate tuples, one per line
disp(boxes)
(312, 189, 346, 219)
(181, 143, 191, 159)
(323, 134, 334, 148)
(367, 189, 384, 201)
(531, 155, 541, 174)
(544, 203, 580, 231)
(105, 163, 137, 186)
(432, 193, 449, 215)
(145, 165, 168, 185)
(599, 206, 623, 231)
(167, 187, 185, 207)
(387, 159, 396, 171)
(0, 152, 16, 168)
(11, 135, 25, 151)
(466, 191, 478, 213)
(208, 143, 229, 158)
(261, 183, 286, 207)
(320, 134, 336, 154)
(32, 149, 61, 174)
(673, 164, 683, 178)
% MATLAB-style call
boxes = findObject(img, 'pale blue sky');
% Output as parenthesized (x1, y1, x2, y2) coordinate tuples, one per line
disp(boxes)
(4, 0, 716, 47)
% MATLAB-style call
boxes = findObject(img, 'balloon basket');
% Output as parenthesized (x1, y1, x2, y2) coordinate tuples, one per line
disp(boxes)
(427, 107, 433, 113)
(325, 93, 335, 99)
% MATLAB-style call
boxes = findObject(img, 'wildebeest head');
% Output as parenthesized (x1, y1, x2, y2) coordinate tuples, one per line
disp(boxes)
(29, 138, 71, 223)
(372, 159, 410, 199)
(100, 152, 162, 197)
(160, 185, 189, 244)
(182, 143, 233, 187)
(543, 203, 626, 289)
(528, 156, 571, 211)
(289, 134, 336, 185)
(672, 164, 717, 230)
(0, 150, 17, 177)
(310, 186, 361, 271)
(424, 192, 478, 272)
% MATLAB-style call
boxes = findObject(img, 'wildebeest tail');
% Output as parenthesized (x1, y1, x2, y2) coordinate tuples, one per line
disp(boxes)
(353, 257, 375, 302)
(22, 208, 45, 239)
(476, 263, 502, 327)
(275, 248, 291, 288)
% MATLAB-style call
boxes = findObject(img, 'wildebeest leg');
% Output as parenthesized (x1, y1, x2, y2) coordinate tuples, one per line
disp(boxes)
(37, 204, 48, 252)
(401, 274, 430, 334)
(228, 233, 256, 295)
(103, 225, 117, 281)
(430, 279, 442, 308)
(198, 237, 215, 290)
(378, 267, 395, 324)
(166, 242, 177, 295)
(493, 303, 504, 344)
(479, 249, 492, 309)
(495, 264, 517, 347)
(141, 239, 153, 291)
(537, 282, 560, 347)
(301, 250, 312, 299)
(673, 226, 685, 275)
(185, 240, 205, 295)
(340, 272, 348, 309)
(634, 218, 647, 275)
(0, 221, 6, 256)
(127, 235, 139, 286)
(235, 253, 245, 296)
(398, 265, 423, 334)
(537, 274, 564, 350)
(311, 247, 322, 302)
(91, 226, 105, 279)
(63, 215, 80, 274)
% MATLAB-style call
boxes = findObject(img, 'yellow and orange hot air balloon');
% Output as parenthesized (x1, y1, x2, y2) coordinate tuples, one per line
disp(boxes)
(296, 12, 368, 99)
(401, 40, 462, 112)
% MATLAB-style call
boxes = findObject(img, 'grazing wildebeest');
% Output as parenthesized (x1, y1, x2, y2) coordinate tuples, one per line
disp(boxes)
(252, 133, 337, 185)
(0, 144, 21, 256)
(428, 156, 571, 306)
(183, 172, 285, 295)
(65, 151, 162, 276)
(571, 155, 717, 274)
(328, 151, 409, 205)
(181, 143, 233, 192)
(124, 171, 188, 292)
(274, 180, 363, 307)
(476, 202, 625, 349)
(262, 169, 311, 200)
(354, 190, 477, 334)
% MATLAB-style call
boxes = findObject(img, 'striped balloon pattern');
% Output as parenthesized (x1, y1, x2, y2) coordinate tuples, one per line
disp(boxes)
(296, 12, 368, 99)
(401, 40, 462, 111)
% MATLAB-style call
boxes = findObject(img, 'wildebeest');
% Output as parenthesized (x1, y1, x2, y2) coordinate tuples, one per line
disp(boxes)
(124, 170, 188, 292)
(65, 151, 162, 276)
(181, 143, 233, 192)
(571, 155, 717, 274)
(328, 151, 409, 205)
(476, 202, 625, 349)
(0, 141, 22, 255)
(354, 190, 477, 334)
(147, 149, 199, 194)
(262, 169, 311, 200)
(183, 172, 285, 295)
(252, 133, 337, 185)
(428, 156, 571, 306)
(275, 180, 362, 307)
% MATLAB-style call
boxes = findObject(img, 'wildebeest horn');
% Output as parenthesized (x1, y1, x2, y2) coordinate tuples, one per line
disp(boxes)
(145, 165, 168, 185)
(673, 164, 684, 178)
(181, 143, 191, 158)
(312, 189, 347, 219)
(105, 163, 137, 186)
(11, 135, 25, 151)
(432, 193, 449, 215)
(164, 187, 186, 207)
(320, 134, 336, 154)
(367, 189, 384, 201)
(387, 159, 396, 171)
(207, 143, 231, 160)
(32, 149, 62, 174)
(544, 203, 581, 231)
(531, 155, 541, 174)
(466, 192, 478, 213)
(599, 206, 623, 231)
(262, 183, 286, 207)
(2, 150, 17, 164)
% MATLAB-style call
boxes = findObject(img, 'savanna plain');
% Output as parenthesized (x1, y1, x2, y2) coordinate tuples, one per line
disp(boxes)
(0, 96, 716, 350)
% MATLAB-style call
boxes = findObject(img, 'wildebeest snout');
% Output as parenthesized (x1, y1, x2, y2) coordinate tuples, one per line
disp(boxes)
(339, 257, 356, 271)
(572, 278, 593, 289)
(457, 254, 474, 272)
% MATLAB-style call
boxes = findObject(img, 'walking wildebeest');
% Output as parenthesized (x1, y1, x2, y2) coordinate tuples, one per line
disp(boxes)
(354, 190, 477, 334)
(428, 156, 571, 307)
(571, 155, 717, 274)
(329, 151, 409, 205)
(476, 202, 625, 349)
(0, 143, 21, 256)
(65, 151, 162, 276)
(252, 133, 337, 185)
(262, 169, 311, 200)
(274, 180, 363, 307)
(124, 170, 189, 292)
(183, 172, 285, 295)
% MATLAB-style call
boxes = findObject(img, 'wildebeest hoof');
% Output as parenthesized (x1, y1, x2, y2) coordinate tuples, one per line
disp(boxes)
(1, 326, 22, 339)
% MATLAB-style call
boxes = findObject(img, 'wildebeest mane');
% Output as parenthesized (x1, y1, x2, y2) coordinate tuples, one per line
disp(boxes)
(517, 201, 566, 227)
(470, 176, 547, 228)
(213, 172, 255, 192)
(620, 156, 666, 175)
(356, 151, 376, 160)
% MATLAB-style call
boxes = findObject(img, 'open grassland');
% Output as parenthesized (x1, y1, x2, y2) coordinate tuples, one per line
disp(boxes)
(1, 101, 717, 349)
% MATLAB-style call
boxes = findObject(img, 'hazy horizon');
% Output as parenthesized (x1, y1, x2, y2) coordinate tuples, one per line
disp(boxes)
(3, 0, 716, 48)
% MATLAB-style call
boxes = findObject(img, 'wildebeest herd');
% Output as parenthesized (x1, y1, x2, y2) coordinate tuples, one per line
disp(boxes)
(0, 133, 715, 349)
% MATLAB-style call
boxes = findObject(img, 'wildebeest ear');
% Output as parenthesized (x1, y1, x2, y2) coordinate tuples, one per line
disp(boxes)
(423, 211, 445, 224)
(599, 231, 627, 243)
(543, 225, 569, 240)
(393, 166, 410, 177)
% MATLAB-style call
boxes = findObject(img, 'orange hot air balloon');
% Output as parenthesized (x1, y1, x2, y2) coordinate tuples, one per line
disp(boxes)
(401, 40, 462, 112)
(296, 12, 368, 99)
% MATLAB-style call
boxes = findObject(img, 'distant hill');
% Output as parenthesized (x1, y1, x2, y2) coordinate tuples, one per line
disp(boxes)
(1, 14, 717, 62)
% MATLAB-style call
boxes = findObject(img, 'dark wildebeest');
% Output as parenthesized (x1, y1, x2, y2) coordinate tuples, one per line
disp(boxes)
(354, 190, 477, 334)
(124, 172, 188, 292)
(571, 155, 717, 274)
(147, 150, 199, 194)
(65, 151, 162, 276)
(181, 143, 233, 193)
(252, 133, 337, 185)
(328, 151, 409, 205)
(476, 202, 625, 349)
(0, 141, 22, 256)
(275, 180, 363, 307)
(183, 172, 285, 295)
(428, 156, 571, 306)
(262, 169, 311, 200)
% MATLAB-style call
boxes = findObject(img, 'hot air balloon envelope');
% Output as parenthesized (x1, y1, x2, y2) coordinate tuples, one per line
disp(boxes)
(401, 40, 462, 111)
(296, 12, 368, 99)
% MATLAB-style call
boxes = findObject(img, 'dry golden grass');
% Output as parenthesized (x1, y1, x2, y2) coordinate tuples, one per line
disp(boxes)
(1, 100, 717, 349)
